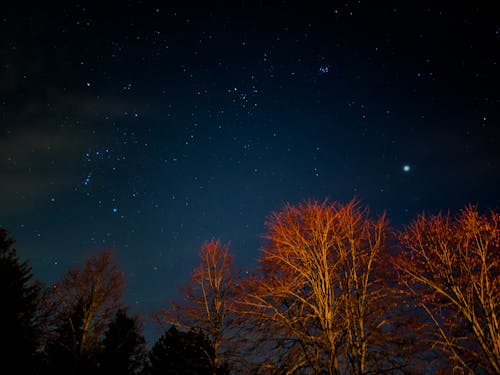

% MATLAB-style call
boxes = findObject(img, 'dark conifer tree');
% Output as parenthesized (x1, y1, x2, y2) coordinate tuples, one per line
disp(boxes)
(0, 228, 41, 375)
(40, 249, 125, 374)
(98, 309, 145, 375)
(145, 326, 225, 375)
(41, 298, 96, 375)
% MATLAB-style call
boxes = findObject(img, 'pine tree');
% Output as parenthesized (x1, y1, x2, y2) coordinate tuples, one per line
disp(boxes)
(0, 228, 41, 375)
(42, 299, 95, 375)
(98, 309, 145, 375)
(145, 326, 219, 375)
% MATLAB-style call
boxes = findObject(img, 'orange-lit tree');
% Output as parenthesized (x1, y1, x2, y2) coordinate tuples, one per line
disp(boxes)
(155, 240, 238, 374)
(396, 205, 500, 373)
(43, 249, 124, 369)
(239, 199, 403, 374)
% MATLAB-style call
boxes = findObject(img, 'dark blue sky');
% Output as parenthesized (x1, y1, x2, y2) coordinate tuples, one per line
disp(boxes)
(1, 1, 499, 341)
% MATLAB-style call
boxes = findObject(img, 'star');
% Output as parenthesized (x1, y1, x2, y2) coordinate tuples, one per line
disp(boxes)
(1, 1, 498, 351)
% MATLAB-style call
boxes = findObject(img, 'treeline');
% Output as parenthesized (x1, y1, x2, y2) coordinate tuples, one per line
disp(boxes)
(1, 198, 498, 374)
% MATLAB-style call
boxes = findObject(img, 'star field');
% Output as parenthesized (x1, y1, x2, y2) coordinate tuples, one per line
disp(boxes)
(1, 1, 499, 340)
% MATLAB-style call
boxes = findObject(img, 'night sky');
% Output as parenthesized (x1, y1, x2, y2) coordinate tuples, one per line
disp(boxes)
(1, 1, 499, 341)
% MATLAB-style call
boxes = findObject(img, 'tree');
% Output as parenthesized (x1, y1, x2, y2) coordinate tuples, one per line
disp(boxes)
(145, 326, 219, 375)
(42, 298, 95, 375)
(396, 205, 500, 374)
(97, 309, 145, 375)
(0, 228, 41, 375)
(239, 199, 406, 374)
(155, 240, 238, 373)
(42, 249, 124, 374)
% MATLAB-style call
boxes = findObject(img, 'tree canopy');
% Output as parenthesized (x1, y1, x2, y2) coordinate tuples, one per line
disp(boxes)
(0, 229, 41, 375)
(1, 199, 498, 374)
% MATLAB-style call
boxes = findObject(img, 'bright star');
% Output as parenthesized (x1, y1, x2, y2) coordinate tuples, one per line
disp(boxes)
(403, 165, 411, 172)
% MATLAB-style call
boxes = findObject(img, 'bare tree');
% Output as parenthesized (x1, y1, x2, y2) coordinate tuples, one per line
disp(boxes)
(155, 240, 238, 374)
(239, 199, 402, 374)
(43, 249, 124, 369)
(396, 205, 500, 374)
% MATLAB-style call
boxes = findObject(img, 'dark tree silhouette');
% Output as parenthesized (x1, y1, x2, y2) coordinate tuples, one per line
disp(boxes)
(0, 228, 41, 375)
(145, 326, 228, 375)
(41, 299, 96, 375)
(97, 309, 146, 375)
(41, 249, 125, 375)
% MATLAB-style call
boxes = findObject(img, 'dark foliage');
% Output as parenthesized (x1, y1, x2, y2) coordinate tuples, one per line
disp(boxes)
(145, 325, 228, 375)
(0, 228, 41, 375)
(41, 299, 96, 375)
(98, 309, 146, 375)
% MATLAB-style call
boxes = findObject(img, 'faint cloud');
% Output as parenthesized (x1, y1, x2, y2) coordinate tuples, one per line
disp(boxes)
(0, 126, 88, 217)
(0, 85, 141, 218)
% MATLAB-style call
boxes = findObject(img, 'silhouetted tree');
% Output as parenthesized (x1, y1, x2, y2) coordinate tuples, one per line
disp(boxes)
(97, 309, 146, 375)
(0, 228, 41, 375)
(145, 326, 227, 375)
(41, 249, 124, 374)
(42, 298, 96, 375)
